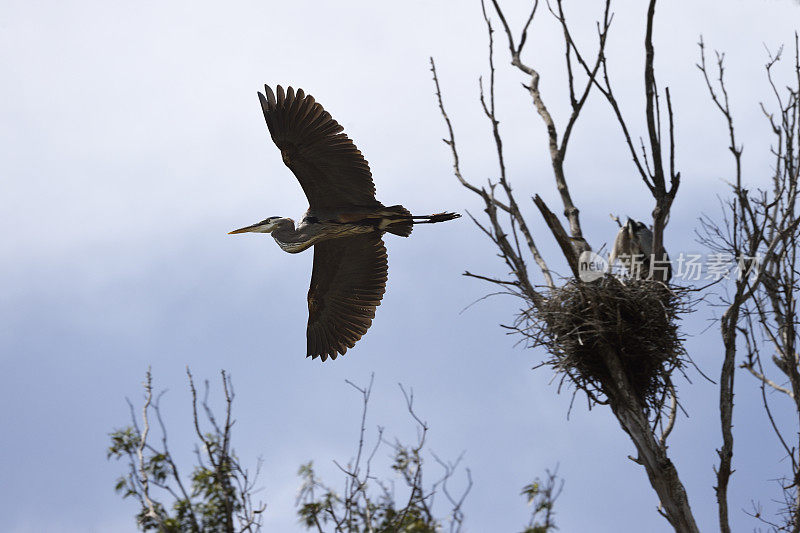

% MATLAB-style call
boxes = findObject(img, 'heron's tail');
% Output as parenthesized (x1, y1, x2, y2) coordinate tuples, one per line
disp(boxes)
(382, 206, 461, 237)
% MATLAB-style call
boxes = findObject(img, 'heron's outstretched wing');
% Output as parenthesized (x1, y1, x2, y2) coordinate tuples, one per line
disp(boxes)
(306, 233, 388, 360)
(259, 85, 381, 210)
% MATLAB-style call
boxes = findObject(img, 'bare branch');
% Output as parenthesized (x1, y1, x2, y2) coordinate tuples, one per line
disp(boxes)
(136, 368, 163, 528)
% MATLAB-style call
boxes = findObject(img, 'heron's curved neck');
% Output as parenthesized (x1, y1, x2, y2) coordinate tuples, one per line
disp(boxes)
(271, 219, 315, 253)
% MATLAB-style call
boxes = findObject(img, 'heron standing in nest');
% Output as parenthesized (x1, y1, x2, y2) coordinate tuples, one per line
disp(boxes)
(230, 85, 460, 360)
(608, 218, 672, 282)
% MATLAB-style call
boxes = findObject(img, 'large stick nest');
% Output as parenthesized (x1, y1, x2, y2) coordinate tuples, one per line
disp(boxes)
(519, 276, 689, 411)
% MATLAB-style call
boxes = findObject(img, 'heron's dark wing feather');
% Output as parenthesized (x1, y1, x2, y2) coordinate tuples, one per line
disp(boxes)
(259, 85, 381, 210)
(307, 233, 388, 360)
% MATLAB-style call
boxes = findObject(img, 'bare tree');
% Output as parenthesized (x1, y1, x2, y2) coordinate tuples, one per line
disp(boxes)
(112, 370, 562, 532)
(432, 0, 695, 530)
(698, 34, 800, 532)
(108, 368, 265, 533)
(296, 375, 474, 533)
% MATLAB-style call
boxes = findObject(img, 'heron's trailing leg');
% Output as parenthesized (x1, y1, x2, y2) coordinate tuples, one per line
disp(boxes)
(409, 212, 461, 223)
(381, 210, 460, 237)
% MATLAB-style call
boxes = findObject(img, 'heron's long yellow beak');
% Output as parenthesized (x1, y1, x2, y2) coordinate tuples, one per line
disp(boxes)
(228, 223, 261, 234)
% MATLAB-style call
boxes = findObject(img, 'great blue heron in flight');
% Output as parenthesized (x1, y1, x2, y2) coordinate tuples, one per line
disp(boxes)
(608, 218, 672, 282)
(229, 85, 460, 361)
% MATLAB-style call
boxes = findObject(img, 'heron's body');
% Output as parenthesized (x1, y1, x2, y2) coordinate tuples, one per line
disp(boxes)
(263, 205, 418, 253)
(609, 218, 671, 282)
(267, 218, 368, 254)
(230, 85, 459, 360)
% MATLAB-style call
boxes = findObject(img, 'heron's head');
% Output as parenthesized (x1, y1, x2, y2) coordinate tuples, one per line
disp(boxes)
(228, 216, 284, 235)
(624, 217, 636, 237)
(625, 218, 648, 236)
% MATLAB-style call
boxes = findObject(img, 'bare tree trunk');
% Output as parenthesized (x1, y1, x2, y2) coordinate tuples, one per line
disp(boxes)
(599, 348, 698, 532)
(716, 309, 738, 533)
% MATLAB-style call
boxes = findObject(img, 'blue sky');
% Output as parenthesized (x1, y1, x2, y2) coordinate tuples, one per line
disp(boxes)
(3, 0, 800, 531)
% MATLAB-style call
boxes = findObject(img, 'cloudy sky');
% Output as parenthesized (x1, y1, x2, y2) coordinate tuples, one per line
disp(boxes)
(3, 0, 800, 531)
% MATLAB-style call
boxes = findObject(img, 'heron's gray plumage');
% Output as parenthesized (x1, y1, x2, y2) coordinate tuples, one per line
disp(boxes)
(267, 217, 376, 254)
(231, 84, 460, 361)
(609, 218, 672, 282)
(259, 85, 381, 211)
(307, 233, 388, 360)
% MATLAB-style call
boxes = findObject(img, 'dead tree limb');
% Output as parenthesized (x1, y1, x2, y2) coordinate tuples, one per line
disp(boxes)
(699, 34, 800, 532)
(433, 1, 698, 530)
